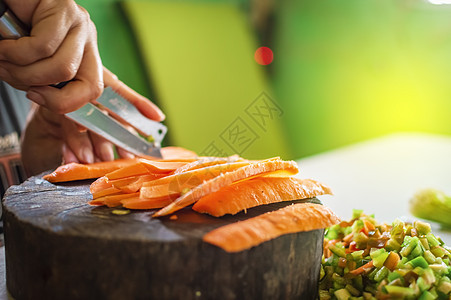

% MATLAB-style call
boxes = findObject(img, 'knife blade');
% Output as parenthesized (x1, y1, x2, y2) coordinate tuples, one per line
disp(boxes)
(66, 103, 162, 157)
(95, 87, 167, 144)
(0, 1, 166, 157)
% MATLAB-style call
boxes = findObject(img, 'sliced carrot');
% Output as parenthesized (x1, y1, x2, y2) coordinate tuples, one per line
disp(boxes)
(158, 146, 198, 160)
(203, 203, 340, 252)
(105, 161, 152, 180)
(349, 260, 374, 275)
(140, 161, 252, 200)
(109, 176, 144, 189)
(117, 174, 165, 193)
(121, 194, 178, 210)
(383, 252, 400, 271)
(192, 177, 332, 217)
(43, 158, 139, 183)
(89, 198, 107, 206)
(153, 158, 299, 217)
(92, 186, 122, 199)
(90, 176, 112, 194)
(173, 155, 244, 174)
(139, 159, 188, 173)
(94, 192, 141, 208)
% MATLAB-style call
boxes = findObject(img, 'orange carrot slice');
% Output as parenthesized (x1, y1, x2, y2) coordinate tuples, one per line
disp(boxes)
(108, 176, 144, 189)
(105, 159, 187, 180)
(158, 146, 198, 160)
(153, 158, 299, 217)
(192, 177, 332, 217)
(139, 159, 188, 173)
(91, 192, 141, 208)
(121, 194, 178, 210)
(203, 203, 340, 252)
(90, 176, 112, 194)
(92, 186, 122, 199)
(117, 174, 165, 193)
(140, 161, 252, 200)
(173, 155, 244, 174)
(105, 161, 151, 180)
(43, 158, 139, 183)
(349, 261, 374, 275)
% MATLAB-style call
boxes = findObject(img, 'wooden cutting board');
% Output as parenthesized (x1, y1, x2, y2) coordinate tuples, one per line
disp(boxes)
(3, 175, 323, 300)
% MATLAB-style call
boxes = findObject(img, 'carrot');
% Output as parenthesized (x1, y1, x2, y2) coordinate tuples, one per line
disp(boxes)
(155, 146, 198, 160)
(43, 147, 197, 183)
(138, 159, 188, 173)
(108, 176, 144, 189)
(43, 159, 139, 183)
(383, 252, 400, 271)
(121, 194, 178, 209)
(203, 203, 340, 253)
(92, 192, 141, 208)
(173, 155, 244, 174)
(92, 186, 122, 199)
(349, 261, 374, 275)
(117, 174, 165, 193)
(105, 161, 152, 180)
(192, 177, 332, 217)
(140, 161, 252, 200)
(153, 158, 299, 217)
(90, 176, 112, 194)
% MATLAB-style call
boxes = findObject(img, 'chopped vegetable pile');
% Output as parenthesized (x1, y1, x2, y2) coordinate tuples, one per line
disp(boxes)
(319, 210, 451, 300)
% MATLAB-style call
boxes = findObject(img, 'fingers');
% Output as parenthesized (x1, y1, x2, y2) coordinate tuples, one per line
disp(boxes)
(61, 118, 95, 164)
(0, 24, 86, 86)
(61, 144, 79, 164)
(89, 132, 115, 162)
(117, 147, 135, 159)
(0, 0, 79, 65)
(0, 1, 102, 114)
(26, 38, 103, 113)
(103, 67, 166, 122)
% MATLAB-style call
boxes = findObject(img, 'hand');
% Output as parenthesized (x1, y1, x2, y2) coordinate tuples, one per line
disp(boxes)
(21, 68, 166, 176)
(0, 0, 103, 114)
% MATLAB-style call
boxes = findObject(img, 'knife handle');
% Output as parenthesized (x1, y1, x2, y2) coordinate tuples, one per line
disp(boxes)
(0, 0, 71, 88)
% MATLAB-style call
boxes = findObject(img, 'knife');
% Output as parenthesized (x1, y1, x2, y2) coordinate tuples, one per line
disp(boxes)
(0, 1, 166, 157)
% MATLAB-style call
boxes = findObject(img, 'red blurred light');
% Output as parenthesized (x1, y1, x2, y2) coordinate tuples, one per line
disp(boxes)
(254, 47, 273, 65)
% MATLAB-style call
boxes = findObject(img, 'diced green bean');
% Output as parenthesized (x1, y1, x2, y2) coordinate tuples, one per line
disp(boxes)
(387, 271, 402, 283)
(409, 256, 429, 269)
(370, 248, 389, 268)
(345, 284, 360, 296)
(334, 288, 351, 300)
(420, 237, 430, 251)
(414, 221, 432, 235)
(430, 246, 446, 258)
(352, 209, 364, 219)
(437, 281, 451, 294)
(374, 266, 389, 282)
(423, 250, 437, 264)
(384, 285, 415, 297)
(351, 250, 364, 261)
(426, 233, 440, 248)
(418, 290, 436, 300)
(385, 238, 402, 252)
(400, 237, 419, 257)
(329, 244, 347, 258)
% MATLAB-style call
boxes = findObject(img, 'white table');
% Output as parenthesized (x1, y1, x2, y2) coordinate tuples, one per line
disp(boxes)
(296, 132, 451, 244)
(1, 132, 450, 298)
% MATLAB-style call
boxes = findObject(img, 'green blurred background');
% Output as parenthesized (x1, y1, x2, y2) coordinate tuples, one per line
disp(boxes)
(77, 0, 451, 159)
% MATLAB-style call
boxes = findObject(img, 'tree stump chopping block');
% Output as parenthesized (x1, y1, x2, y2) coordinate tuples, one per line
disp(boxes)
(2, 175, 324, 300)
